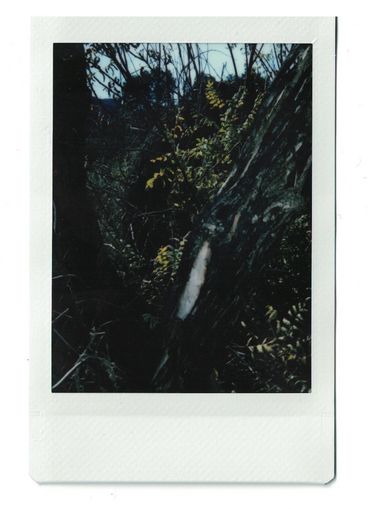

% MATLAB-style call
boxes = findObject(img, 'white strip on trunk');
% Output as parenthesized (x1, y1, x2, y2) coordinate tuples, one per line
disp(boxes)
(176, 240, 211, 320)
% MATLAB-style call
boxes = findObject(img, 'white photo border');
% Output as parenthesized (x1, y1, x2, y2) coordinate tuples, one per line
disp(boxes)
(30, 17, 336, 483)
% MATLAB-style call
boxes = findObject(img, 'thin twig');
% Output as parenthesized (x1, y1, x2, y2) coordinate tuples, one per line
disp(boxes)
(52, 307, 70, 323)
(52, 328, 77, 353)
(52, 353, 88, 390)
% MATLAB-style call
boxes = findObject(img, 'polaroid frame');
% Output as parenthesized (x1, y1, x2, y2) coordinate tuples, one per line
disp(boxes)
(30, 17, 336, 483)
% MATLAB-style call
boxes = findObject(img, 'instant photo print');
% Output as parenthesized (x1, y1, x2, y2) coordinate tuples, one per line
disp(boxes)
(30, 17, 336, 483)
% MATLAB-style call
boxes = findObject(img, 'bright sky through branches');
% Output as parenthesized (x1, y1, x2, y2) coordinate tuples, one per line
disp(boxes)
(87, 43, 289, 99)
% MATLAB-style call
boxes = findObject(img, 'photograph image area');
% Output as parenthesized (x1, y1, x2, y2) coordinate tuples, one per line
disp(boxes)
(52, 42, 312, 393)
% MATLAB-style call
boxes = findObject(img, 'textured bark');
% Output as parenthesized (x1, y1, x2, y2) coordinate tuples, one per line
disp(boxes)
(153, 45, 312, 391)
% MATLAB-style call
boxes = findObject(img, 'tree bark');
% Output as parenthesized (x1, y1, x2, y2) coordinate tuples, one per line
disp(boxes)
(153, 45, 312, 392)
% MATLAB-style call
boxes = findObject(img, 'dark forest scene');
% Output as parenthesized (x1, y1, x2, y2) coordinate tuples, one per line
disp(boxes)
(52, 42, 312, 393)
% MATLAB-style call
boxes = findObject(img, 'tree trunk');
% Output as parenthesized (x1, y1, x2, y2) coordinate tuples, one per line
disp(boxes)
(153, 45, 312, 392)
(53, 43, 106, 286)
(52, 44, 122, 389)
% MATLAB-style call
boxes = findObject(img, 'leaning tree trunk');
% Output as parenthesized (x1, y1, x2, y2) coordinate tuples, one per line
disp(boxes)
(153, 45, 312, 392)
